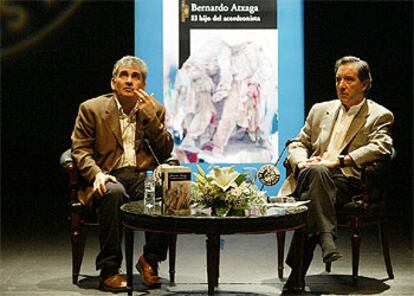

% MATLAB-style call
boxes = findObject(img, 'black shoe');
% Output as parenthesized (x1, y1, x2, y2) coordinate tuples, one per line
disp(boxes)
(320, 233, 342, 263)
(282, 273, 305, 295)
(282, 283, 305, 295)
(323, 250, 343, 263)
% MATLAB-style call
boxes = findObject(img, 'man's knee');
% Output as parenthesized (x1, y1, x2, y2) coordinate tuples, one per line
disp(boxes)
(103, 182, 128, 205)
(302, 166, 330, 178)
(297, 166, 333, 190)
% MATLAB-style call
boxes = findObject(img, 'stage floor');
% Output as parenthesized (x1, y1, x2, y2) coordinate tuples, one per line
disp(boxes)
(1, 204, 413, 296)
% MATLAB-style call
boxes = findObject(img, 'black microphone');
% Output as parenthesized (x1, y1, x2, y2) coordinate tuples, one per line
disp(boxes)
(284, 138, 300, 147)
(272, 138, 300, 167)
(144, 138, 161, 166)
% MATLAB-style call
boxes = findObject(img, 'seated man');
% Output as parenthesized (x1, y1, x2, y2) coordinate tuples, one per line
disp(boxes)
(71, 55, 173, 291)
(279, 56, 394, 293)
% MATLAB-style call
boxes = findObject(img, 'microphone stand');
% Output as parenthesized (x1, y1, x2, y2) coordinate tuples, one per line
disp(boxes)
(144, 138, 161, 166)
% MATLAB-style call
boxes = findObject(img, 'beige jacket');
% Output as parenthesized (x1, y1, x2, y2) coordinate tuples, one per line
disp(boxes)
(71, 93, 173, 204)
(279, 99, 394, 196)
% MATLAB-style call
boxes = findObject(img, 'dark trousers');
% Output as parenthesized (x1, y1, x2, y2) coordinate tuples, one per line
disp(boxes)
(293, 166, 362, 237)
(286, 166, 362, 286)
(95, 167, 168, 276)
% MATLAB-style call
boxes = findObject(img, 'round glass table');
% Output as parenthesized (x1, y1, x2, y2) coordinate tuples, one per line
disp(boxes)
(121, 201, 308, 295)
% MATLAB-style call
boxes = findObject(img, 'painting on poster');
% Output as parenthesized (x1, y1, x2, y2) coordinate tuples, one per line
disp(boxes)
(163, 0, 278, 164)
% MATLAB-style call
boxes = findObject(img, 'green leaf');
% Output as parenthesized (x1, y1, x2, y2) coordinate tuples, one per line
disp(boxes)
(235, 174, 247, 186)
(196, 164, 206, 176)
(214, 205, 231, 217)
(193, 172, 203, 181)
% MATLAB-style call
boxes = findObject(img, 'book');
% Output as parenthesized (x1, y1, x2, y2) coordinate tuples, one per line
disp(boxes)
(160, 166, 192, 215)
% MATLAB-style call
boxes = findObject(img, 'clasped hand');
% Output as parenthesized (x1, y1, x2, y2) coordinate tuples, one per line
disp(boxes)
(298, 156, 338, 171)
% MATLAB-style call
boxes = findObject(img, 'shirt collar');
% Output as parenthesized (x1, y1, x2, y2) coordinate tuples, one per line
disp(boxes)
(113, 94, 138, 118)
(113, 95, 125, 117)
(341, 98, 366, 116)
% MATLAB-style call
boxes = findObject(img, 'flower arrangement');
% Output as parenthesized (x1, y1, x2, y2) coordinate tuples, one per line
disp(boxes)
(191, 165, 267, 217)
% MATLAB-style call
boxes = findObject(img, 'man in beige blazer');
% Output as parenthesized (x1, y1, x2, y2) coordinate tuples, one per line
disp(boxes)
(282, 56, 394, 294)
(71, 56, 173, 291)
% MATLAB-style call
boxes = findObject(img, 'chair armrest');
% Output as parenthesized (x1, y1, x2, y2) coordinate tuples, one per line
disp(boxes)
(283, 159, 293, 177)
(60, 149, 78, 192)
(60, 148, 77, 174)
(60, 149, 73, 166)
(362, 148, 396, 186)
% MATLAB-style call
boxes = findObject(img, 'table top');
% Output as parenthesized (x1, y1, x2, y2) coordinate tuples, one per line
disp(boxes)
(121, 201, 307, 235)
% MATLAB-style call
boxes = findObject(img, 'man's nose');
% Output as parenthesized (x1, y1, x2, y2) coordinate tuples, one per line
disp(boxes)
(126, 76, 132, 84)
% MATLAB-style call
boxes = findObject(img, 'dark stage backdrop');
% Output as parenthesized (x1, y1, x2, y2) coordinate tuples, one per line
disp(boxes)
(1, 1, 135, 232)
(1, 1, 412, 232)
(303, 0, 413, 231)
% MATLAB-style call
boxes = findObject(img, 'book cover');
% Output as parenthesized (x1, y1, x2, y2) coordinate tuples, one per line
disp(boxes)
(163, 0, 278, 164)
(161, 166, 192, 215)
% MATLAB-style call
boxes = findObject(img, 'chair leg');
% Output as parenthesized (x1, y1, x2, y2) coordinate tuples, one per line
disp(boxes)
(71, 214, 85, 285)
(379, 221, 394, 279)
(351, 217, 361, 286)
(168, 234, 177, 284)
(276, 232, 285, 279)
(325, 262, 332, 272)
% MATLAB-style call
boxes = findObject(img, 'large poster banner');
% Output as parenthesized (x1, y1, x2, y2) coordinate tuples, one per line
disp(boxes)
(136, 0, 303, 194)
(163, 0, 278, 164)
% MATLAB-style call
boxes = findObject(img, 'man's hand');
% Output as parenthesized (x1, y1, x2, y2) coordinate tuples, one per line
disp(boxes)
(134, 89, 156, 124)
(298, 156, 322, 170)
(298, 156, 339, 170)
(93, 172, 117, 197)
(307, 158, 339, 169)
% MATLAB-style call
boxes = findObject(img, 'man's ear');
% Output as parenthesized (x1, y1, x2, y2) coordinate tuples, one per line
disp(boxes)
(361, 80, 369, 92)
(110, 78, 116, 91)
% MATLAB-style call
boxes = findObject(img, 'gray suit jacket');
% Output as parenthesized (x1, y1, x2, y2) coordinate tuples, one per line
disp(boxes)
(279, 99, 394, 196)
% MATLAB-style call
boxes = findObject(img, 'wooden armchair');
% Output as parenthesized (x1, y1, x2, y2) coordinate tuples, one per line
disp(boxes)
(59, 149, 179, 285)
(277, 149, 396, 285)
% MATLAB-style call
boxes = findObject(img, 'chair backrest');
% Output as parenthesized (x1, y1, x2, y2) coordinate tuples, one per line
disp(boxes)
(359, 147, 396, 205)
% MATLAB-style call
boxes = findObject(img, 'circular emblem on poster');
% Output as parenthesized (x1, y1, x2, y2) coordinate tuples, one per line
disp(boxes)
(257, 164, 280, 187)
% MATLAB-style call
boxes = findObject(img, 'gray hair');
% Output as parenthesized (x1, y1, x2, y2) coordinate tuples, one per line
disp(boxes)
(335, 56, 372, 93)
(112, 55, 148, 82)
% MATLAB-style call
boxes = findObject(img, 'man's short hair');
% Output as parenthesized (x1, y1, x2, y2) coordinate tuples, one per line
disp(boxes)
(112, 55, 148, 82)
(335, 56, 372, 93)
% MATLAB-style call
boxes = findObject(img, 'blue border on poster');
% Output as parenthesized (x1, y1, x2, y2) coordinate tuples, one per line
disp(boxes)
(135, 0, 304, 195)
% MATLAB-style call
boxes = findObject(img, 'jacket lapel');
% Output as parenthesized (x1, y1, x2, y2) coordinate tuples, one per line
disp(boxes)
(104, 95, 123, 148)
(341, 100, 369, 150)
(319, 101, 341, 154)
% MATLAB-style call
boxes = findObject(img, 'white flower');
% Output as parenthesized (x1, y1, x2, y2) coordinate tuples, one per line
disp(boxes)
(191, 165, 267, 215)
(208, 166, 240, 192)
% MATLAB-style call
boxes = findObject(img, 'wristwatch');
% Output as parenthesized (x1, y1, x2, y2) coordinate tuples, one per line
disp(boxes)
(338, 155, 345, 167)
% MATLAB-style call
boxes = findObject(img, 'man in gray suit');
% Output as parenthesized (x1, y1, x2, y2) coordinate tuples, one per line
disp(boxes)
(281, 56, 394, 294)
